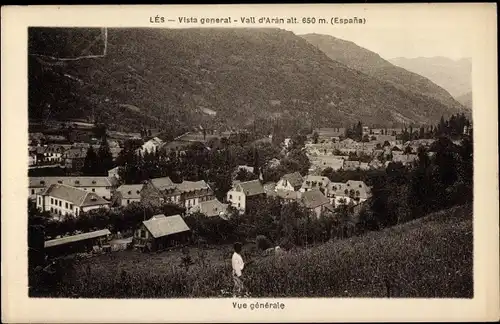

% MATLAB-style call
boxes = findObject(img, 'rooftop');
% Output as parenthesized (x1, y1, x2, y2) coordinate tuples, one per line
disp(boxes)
(45, 229, 111, 248)
(41, 184, 110, 207)
(142, 214, 190, 238)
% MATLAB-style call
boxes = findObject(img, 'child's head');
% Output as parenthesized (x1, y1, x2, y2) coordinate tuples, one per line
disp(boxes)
(234, 242, 242, 253)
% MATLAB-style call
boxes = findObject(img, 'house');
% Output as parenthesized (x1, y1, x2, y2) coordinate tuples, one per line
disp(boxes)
(368, 159, 384, 170)
(325, 180, 372, 207)
(29, 176, 118, 200)
(141, 178, 181, 207)
(227, 179, 265, 212)
(300, 175, 330, 193)
(392, 153, 418, 166)
(188, 199, 229, 218)
(266, 158, 281, 168)
(177, 180, 215, 209)
(275, 172, 303, 192)
(43, 144, 66, 163)
(36, 184, 110, 219)
(309, 156, 345, 172)
(115, 184, 143, 206)
(108, 166, 121, 180)
(29, 152, 37, 166)
(44, 229, 112, 258)
(63, 148, 87, 171)
(137, 137, 164, 155)
(300, 190, 334, 218)
(134, 214, 191, 251)
(343, 160, 361, 171)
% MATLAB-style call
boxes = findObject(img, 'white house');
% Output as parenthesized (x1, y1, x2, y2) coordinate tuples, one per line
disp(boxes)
(108, 166, 121, 180)
(36, 184, 110, 220)
(137, 137, 164, 156)
(326, 180, 372, 207)
(227, 179, 265, 212)
(275, 172, 303, 192)
(115, 184, 143, 206)
(300, 175, 330, 193)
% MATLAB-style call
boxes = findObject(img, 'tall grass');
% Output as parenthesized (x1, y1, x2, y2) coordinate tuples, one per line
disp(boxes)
(31, 205, 472, 298)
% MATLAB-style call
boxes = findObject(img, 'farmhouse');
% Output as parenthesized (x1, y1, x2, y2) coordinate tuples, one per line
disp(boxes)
(227, 179, 265, 212)
(44, 229, 112, 258)
(275, 172, 303, 192)
(29, 176, 118, 200)
(392, 153, 418, 166)
(134, 214, 191, 251)
(300, 190, 334, 218)
(326, 180, 372, 207)
(36, 184, 110, 219)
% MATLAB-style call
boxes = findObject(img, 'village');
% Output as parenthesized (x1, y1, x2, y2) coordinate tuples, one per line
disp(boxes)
(28, 118, 472, 261)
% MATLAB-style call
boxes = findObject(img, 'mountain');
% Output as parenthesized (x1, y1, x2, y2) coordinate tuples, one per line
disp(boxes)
(456, 91, 472, 109)
(389, 56, 472, 99)
(300, 33, 467, 113)
(29, 28, 467, 133)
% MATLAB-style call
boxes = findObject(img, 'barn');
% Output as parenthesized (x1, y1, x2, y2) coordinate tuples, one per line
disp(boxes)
(134, 214, 191, 251)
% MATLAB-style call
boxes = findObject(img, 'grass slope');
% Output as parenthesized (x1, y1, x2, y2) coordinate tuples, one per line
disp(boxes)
(29, 28, 464, 132)
(35, 204, 472, 298)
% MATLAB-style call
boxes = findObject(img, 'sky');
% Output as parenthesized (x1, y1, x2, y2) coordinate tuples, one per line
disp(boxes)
(283, 26, 472, 61)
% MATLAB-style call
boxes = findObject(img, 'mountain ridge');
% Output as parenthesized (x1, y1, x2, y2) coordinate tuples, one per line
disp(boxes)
(300, 33, 467, 114)
(29, 28, 467, 133)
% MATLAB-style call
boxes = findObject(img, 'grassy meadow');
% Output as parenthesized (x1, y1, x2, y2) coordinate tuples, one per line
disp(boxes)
(31, 204, 472, 298)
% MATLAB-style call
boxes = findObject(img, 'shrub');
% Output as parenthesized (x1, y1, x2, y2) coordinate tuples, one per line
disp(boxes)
(256, 235, 273, 251)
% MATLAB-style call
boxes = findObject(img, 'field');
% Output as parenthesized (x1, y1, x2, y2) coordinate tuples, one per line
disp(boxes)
(32, 204, 472, 298)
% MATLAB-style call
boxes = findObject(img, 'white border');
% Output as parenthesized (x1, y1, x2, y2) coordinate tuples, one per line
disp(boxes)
(2, 4, 498, 323)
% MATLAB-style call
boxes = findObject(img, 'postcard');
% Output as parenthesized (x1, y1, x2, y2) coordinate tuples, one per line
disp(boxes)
(1, 3, 498, 323)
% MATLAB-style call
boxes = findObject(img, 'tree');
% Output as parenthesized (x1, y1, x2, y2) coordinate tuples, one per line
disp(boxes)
(83, 146, 99, 176)
(235, 168, 258, 182)
(97, 135, 114, 175)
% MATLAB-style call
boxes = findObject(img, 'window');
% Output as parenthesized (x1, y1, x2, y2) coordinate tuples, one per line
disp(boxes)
(238, 196, 241, 201)
(92, 180, 97, 184)
(59, 201, 62, 207)
(92, 189, 95, 192)
(128, 191, 132, 195)
(50, 207, 53, 212)
(70, 204, 73, 210)
(238, 203, 241, 208)
(51, 198, 54, 204)
(75, 180, 80, 185)
(31, 189, 35, 195)
(40, 181, 45, 185)
(359, 184, 362, 188)
(65, 202, 68, 209)
(57, 180, 62, 184)
(127, 199, 130, 205)
(229, 194, 233, 200)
